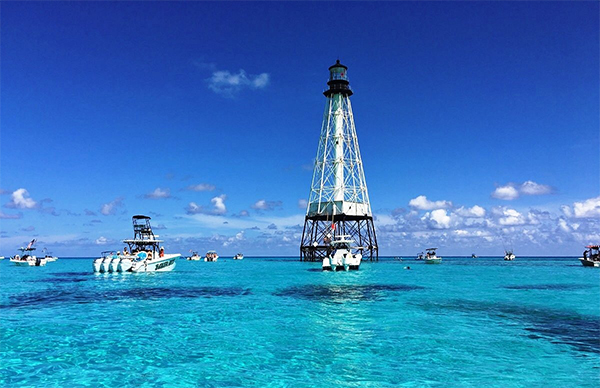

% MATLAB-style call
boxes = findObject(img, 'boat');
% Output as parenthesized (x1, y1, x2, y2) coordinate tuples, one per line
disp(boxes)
(188, 251, 202, 261)
(42, 248, 58, 262)
(322, 235, 362, 271)
(233, 253, 244, 260)
(0, 256, 5, 260)
(92, 215, 180, 273)
(424, 248, 442, 264)
(204, 251, 219, 262)
(504, 250, 515, 261)
(579, 245, 600, 267)
(416, 252, 424, 260)
(471, 253, 478, 258)
(9, 239, 47, 266)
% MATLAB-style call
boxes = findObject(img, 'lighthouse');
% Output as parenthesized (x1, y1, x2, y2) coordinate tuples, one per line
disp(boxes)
(300, 60, 378, 262)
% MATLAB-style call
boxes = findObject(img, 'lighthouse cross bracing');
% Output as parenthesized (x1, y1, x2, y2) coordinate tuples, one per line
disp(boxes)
(300, 60, 378, 262)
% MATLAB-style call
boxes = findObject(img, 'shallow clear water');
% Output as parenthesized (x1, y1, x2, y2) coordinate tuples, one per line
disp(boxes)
(1, 257, 598, 387)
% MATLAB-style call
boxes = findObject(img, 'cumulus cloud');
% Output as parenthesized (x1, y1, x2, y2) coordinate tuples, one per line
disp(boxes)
(95, 236, 109, 245)
(409, 195, 452, 210)
(455, 205, 486, 218)
(185, 183, 216, 192)
(144, 188, 171, 199)
(5, 188, 37, 209)
(252, 200, 283, 211)
(572, 196, 600, 218)
(207, 68, 270, 97)
(423, 209, 452, 229)
(100, 197, 124, 216)
(186, 195, 227, 215)
(492, 185, 520, 200)
(492, 181, 553, 200)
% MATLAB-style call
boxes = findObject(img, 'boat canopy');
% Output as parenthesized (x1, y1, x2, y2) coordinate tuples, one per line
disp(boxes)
(133, 215, 151, 220)
(426, 248, 437, 251)
(586, 245, 599, 249)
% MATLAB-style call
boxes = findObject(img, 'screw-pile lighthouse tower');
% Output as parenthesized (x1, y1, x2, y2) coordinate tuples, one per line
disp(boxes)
(300, 60, 378, 261)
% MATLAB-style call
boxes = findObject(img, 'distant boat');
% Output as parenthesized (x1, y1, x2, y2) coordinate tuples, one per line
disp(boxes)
(471, 253, 478, 258)
(204, 251, 219, 262)
(416, 252, 424, 260)
(42, 248, 58, 262)
(323, 235, 362, 271)
(233, 253, 244, 260)
(188, 251, 202, 261)
(580, 245, 600, 267)
(424, 248, 442, 264)
(504, 250, 515, 261)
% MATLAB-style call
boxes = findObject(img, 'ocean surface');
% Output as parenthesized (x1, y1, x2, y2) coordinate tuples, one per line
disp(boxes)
(0, 256, 598, 388)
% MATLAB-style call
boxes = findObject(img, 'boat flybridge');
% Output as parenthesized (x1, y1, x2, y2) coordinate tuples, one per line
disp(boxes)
(93, 215, 180, 273)
(322, 235, 362, 271)
(424, 248, 442, 264)
(579, 245, 600, 267)
(10, 239, 47, 266)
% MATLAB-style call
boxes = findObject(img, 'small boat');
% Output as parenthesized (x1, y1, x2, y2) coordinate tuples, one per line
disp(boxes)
(580, 245, 600, 267)
(204, 251, 219, 262)
(92, 215, 180, 273)
(322, 235, 362, 271)
(471, 253, 478, 258)
(9, 239, 47, 266)
(504, 250, 515, 261)
(0, 256, 5, 260)
(188, 252, 202, 261)
(424, 248, 442, 264)
(416, 252, 424, 260)
(42, 248, 58, 262)
(233, 253, 244, 260)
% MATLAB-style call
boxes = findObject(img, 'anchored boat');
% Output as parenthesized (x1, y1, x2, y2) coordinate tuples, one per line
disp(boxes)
(322, 235, 362, 271)
(580, 245, 600, 267)
(9, 239, 47, 266)
(424, 248, 442, 264)
(233, 253, 244, 260)
(204, 251, 219, 262)
(188, 251, 202, 261)
(504, 250, 516, 261)
(93, 215, 180, 273)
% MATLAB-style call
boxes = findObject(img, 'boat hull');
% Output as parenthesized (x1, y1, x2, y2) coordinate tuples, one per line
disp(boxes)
(424, 258, 442, 264)
(580, 258, 600, 267)
(131, 254, 180, 272)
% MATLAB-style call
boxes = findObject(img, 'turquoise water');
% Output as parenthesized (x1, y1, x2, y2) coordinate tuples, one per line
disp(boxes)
(1, 257, 598, 387)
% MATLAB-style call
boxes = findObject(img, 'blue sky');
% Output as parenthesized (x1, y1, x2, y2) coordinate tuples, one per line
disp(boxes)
(1, 1, 598, 257)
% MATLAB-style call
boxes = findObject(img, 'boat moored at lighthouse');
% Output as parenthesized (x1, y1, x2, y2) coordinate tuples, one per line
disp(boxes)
(322, 235, 362, 271)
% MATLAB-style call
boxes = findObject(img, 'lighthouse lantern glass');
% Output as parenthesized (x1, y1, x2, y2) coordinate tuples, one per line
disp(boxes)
(329, 66, 347, 81)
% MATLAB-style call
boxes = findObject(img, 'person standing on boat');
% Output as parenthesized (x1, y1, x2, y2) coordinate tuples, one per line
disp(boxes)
(583, 250, 588, 260)
(159, 247, 165, 258)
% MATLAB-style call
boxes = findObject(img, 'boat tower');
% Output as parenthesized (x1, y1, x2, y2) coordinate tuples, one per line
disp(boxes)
(300, 60, 378, 262)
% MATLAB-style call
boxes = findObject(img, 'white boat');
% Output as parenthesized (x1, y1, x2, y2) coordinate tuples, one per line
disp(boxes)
(92, 215, 180, 273)
(9, 239, 47, 266)
(504, 250, 515, 261)
(580, 245, 600, 267)
(42, 248, 58, 262)
(233, 253, 244, 260)
(424, 248, 442, 264)
(204, 251, 218, 262)
(188, 252, 202, 261)
(322, 235, 362, 271)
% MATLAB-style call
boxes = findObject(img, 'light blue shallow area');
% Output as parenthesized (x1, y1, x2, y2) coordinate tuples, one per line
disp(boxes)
(1, 257, 598, 387)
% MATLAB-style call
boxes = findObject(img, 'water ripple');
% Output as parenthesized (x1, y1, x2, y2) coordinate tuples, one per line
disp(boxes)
(273, 284, 425, 303)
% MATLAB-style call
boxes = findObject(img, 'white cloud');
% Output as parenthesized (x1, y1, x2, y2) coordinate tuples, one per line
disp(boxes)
(100, 197, 124, 216)
(422, 209, 452, 229)
(207, 68, 270, 96)
(186, 183, 216, 192)
(492, 181, 552, 200)
(498, 208, 526, 226)
(520, 181, 552, 196)
(0, 211, 23, 219)
(211, 195, 227, 215)
(252, 199, 282, 211)
(95, 236, 109, 245)
(572, 196, 600, 218)
(5, 188, 37, 209)
(455, 205, 486, 218)
(144, 188, 171, 199)
(492, 185, 519, 200)
(409, 195, 452, 210)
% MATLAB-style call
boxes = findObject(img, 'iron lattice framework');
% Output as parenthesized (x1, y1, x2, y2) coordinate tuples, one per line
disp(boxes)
(300, 60, 378, 262)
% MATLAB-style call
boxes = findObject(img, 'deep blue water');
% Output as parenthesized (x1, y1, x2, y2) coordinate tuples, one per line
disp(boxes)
(1, 256, 599, 387)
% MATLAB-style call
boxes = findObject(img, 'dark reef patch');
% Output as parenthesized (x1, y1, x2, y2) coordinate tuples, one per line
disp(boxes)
(1, 286, 252, 309)
(503, 284, 590, 291)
